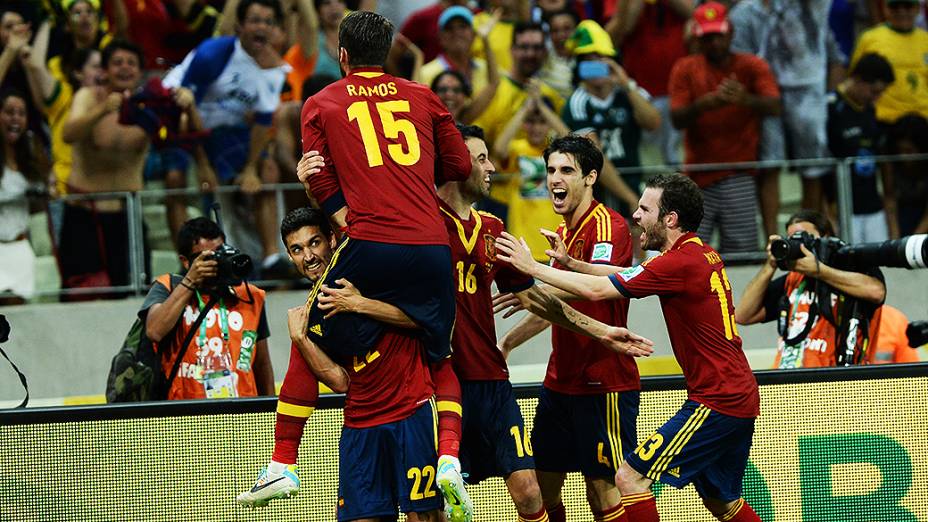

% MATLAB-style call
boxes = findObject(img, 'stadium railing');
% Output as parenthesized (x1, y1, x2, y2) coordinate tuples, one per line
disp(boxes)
(21, 153, 928, 300)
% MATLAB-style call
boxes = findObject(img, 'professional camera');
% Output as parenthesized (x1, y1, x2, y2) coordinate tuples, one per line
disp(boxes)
(207, 243, 253, 289)
(771, 232, 928, 272)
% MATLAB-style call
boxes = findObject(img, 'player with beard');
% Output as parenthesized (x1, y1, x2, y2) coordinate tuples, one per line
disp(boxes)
(495, 173, 762, 522)
(497, 135, 639, 522)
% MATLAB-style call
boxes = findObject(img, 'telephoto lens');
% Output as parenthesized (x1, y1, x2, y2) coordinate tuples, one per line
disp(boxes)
(833, 234, 927, 270)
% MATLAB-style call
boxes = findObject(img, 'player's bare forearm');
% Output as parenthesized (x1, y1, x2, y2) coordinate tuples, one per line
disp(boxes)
(564, 258, 628, 277)
(516, 285, 609, 337)
(291, 333, 349, 393)
(318, 278, 418, 329)
(498, 312, 550, 357)
(356, 297, 418, 329)
(516, 285, 653, 357)
(528, 261, 620, 301)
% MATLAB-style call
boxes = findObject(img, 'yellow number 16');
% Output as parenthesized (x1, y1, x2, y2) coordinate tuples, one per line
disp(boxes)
(347, 100, 421, 167)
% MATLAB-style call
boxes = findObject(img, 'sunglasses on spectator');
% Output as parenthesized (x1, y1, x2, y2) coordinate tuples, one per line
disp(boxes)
(514, 44, 545, 51)
(436, 86, 465, 94)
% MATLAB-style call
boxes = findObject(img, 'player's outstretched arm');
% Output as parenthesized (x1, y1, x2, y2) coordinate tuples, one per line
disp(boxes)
(317, 278, 418, 329)
(498, 313, 550, 360)
(540, 228, 629, 277)
(496, 232, 622, 301)
(288, 306, 349, 393)
(514, 285, 653, 357)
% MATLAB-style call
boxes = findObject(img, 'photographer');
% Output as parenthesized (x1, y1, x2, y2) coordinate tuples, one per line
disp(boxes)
(140, 217, 274, 400)
(735, 210, 886, 367)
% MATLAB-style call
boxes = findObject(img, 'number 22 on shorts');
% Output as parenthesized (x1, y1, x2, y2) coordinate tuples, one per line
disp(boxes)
(407, 465, 437, 500)
(347, 100, 421, 167)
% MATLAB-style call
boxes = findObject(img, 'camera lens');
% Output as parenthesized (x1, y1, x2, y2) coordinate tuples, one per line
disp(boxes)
(770, 238, 790, 260)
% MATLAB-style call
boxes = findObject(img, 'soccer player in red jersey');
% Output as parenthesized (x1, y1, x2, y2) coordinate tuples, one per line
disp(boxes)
(437, 125, 549, 522)
(497, 135, 640, 522)
(300, 10, 470, 367)
(496, 173, 763, 522)
(238, 207, 446, 521)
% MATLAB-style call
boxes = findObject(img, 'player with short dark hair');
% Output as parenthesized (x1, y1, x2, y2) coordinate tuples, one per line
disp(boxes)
(238, 207, 445, 522)
(496, 173, 763, 522)
(498, 135, 640, 522)
(436, 124, 548, 522)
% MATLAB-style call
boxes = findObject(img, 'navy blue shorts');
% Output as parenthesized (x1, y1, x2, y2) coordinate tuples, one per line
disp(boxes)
(624, 400, 756, 502)
(460, 380, 534, 484)
(305, 238, 456, 361)
(337, 401, 443, 520)
(532, 387, 639, 479)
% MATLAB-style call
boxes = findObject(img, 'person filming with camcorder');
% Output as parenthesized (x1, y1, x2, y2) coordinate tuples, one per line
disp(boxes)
(139, 216, 274, 400)
(736, 209, 928, 367)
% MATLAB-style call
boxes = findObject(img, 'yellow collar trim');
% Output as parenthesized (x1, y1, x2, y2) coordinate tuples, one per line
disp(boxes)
(563, 203, 604, 252)
(441, 207, 482, 255)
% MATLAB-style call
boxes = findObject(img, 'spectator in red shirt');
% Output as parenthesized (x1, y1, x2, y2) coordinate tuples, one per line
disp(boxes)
(607, 0, 693, 165)
(668, 1, 780, 253)
(387, 0, 471, 76)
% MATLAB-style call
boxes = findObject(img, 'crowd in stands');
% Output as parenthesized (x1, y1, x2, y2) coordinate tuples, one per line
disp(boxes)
(0, 0, 927, 306)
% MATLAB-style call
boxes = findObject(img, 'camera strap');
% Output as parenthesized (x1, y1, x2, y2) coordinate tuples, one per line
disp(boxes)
(834, 298, 870, 366)
(778, 279, 819, 347)
(166, 294, 218, 392)
(0, 344, 28, 408)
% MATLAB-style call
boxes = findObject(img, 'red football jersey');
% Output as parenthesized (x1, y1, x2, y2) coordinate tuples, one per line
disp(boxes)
(338, 328, 435, 428)
(547, 201, 640, 395)
(301, 67, 471, 245)
(610, 233, 760, 418)
(439, 201, 534, 381)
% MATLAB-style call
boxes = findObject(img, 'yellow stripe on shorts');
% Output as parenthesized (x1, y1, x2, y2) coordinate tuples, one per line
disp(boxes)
(646, 404, 710, 481)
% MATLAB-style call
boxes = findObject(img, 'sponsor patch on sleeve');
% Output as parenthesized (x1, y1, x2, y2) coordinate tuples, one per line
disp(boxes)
(617, 265, 644, 281)
(591, 242, 613, 262)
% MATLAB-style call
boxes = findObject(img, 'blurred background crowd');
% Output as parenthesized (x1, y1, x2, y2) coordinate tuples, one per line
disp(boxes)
(0, 0, 926, 306)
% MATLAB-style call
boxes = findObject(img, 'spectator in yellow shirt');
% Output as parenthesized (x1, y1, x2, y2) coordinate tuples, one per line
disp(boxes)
(850, 0, 928, 123)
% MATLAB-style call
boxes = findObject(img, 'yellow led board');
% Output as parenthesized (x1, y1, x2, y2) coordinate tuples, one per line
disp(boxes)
(0, 371, 924, 521)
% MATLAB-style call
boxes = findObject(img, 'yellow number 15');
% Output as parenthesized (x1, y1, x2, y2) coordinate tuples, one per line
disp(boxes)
(347, 100, 421, 167)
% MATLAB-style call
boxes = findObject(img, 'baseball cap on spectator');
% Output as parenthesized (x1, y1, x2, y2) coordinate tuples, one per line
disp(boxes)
(566, 20, 615, 57)
(438, 6, 473, 30)
(691, 1, 730, 37)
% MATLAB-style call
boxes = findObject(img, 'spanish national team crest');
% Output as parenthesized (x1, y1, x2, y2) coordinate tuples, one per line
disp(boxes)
(484, 234, 497, 261)
(571, 240, 585, 260)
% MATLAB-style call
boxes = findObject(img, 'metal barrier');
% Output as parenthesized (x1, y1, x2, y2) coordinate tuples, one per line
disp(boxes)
(20, 153, 928, 300)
